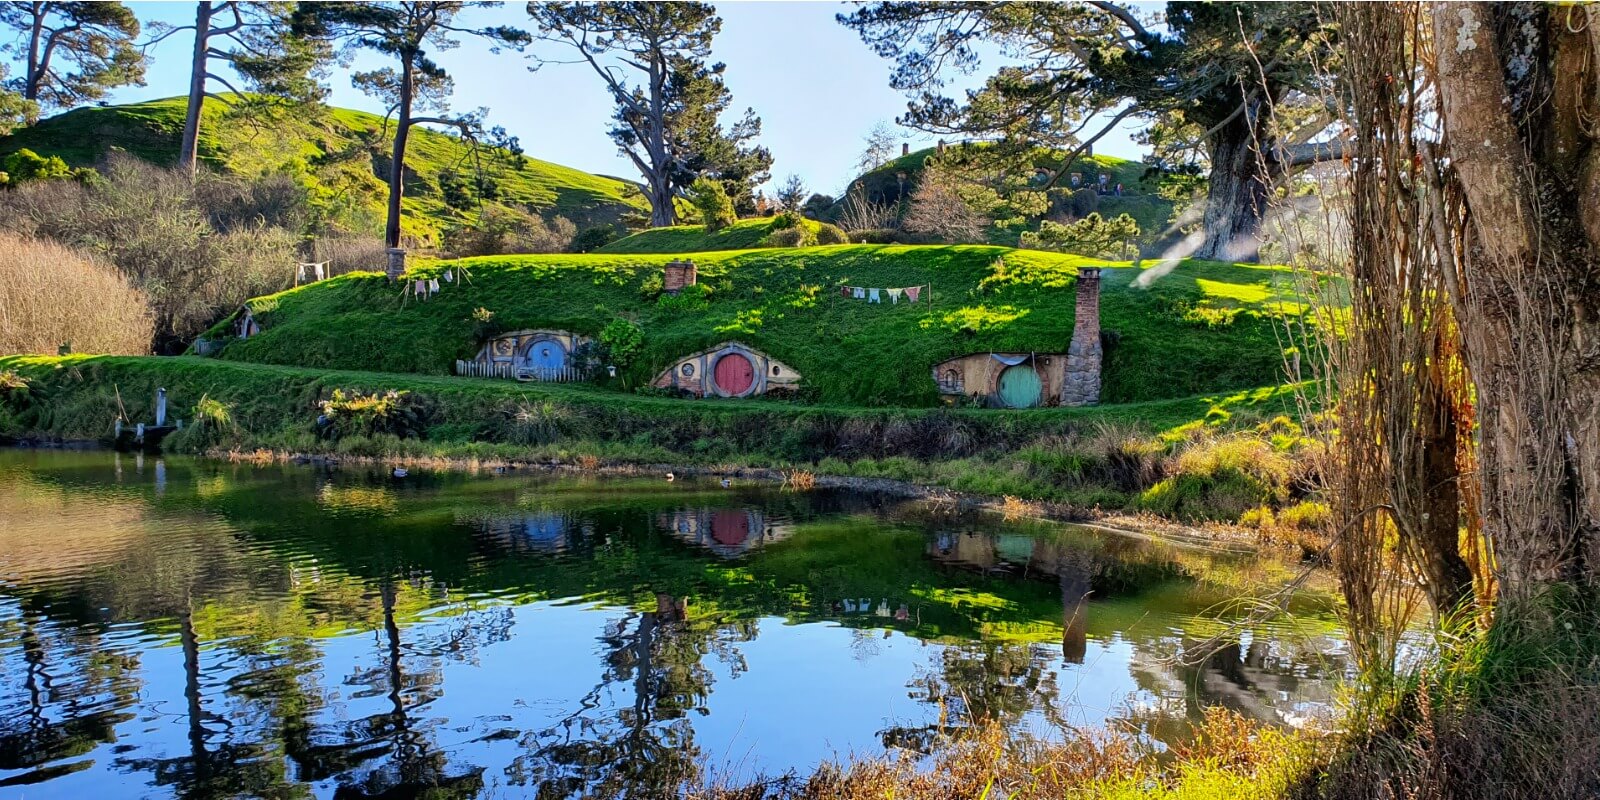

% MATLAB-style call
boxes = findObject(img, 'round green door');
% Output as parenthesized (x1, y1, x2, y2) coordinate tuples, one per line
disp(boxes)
(997, 364, 1042, 408)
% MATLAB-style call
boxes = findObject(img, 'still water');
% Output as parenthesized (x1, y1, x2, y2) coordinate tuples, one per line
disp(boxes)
(0, 449, 1349, 799)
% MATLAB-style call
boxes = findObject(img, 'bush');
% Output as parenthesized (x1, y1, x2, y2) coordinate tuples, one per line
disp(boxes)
(0, 155, 304, 349)
(763, 227, 811, 248)
(571, 225, 617, 253)
(1021, 212, 1141, 259)
(769, 210, 802, 230)
(0, 149, 71, 185)
(598, 318, 643, 369)
(687, 177, 736, 232)
(0, 232, 154, 355)
(815, 222, 849, 245)
(1138, 433, 1293, 521)
(849, 228, 900, 244)
(318, 389, 432, 440)
(443, 206, 576, 257)
(306, 233, 388, 275)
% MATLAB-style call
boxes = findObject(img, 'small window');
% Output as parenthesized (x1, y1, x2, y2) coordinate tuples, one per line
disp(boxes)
(771, 365, 781, 376)
(681, 363, 695, 377)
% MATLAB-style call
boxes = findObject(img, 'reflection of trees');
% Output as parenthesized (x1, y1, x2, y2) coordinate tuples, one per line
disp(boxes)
(0, 608, 138, 786)
(506, 594, 755, 799)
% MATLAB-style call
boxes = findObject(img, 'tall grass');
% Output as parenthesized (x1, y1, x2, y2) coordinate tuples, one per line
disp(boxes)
(0, 233, 153, 355)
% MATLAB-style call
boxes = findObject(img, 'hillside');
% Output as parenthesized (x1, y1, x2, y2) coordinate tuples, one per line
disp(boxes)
(841, 146, 1177, 242)
(597, 216, 827, 254)
(0, 96, 647, 241)
(206, 244, 1316, 407)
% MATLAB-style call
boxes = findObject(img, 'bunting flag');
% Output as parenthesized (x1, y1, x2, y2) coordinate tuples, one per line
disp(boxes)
(888, 287, 904, 304)
(852, 287, 866, 299)
(841, 285, 852, 298)
(429, 278, 440, 292)
(868, 288, 882, 303)
(906, 285, 922, 303)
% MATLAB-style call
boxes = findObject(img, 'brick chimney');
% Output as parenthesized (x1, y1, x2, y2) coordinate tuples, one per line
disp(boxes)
(1061, 267, 1102, 406)
(663, 259, 697, 294)
(901, 142, 909, 157)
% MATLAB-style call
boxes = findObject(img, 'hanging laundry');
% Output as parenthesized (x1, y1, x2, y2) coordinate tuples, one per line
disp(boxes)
(313, 262, 325, 280)
(444, 269, 454, 283)
(888, 287, 904, 304)
(906, 285, 922, 303)
(429, 278, 440, 293)
(296, 265, 307, 282)
(868, 288, 882, 303)
(414, 279, 426, 298)
(841, 285, 851, 298)
(852, 287, 866, 299)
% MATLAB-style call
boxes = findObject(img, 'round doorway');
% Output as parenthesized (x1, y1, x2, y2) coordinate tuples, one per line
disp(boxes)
(712, 352, 756, 396)
(997, 364, 1043, 408)
(525, 339, 568, 377)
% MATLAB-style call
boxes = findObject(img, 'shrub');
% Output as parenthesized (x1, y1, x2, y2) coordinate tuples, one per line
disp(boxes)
(1277, 500, 1331, 530)
(0, 149, 71, 185)
(849, 227, 899, 244)
(763, 227, 811, 248)
(318, 389, 431, 440)
(1021, 212, 1141, 259)
(571, 225, 617, 253)
(598, 318, 644, 369)
(1138, 433, 1293, 521)
(769, 210, 802, 230)
(0, 232, 154, 355)
(443, 206, 576, 256)
(0, 155, 303, 348)
(687, 177, 736, 232)
(306, 233, 388, 275)
(815, 222, 849, 245)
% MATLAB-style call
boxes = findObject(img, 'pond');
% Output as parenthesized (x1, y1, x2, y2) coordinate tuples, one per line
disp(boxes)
(0, 450, 1350, 799)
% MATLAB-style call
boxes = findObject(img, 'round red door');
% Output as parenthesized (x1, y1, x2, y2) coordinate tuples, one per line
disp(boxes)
(713, 353, 755, 395)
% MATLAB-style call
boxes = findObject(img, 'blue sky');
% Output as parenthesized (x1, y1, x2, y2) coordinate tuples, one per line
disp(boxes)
(99, 1, 1149, 195)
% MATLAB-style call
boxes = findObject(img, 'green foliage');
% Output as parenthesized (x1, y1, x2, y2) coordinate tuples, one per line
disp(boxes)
(815, 222, 849, 245)
(0, 2, 145, 110)
(1022, 212, 1142, 259)
(203, 244, 1315, 407)
(598, 216, 825, 254)
(0, 148, 70, 184)
(318, 388, 430, 440)
(0, 97, 646, 240)
(571, 225, 618, 253)
(763, 226, 813, 248)
(598, 318, 643, 368)
(687, 176, 737, 232)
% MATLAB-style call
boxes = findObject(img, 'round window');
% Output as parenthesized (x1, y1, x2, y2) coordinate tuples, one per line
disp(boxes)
(680, 362, 695, 377)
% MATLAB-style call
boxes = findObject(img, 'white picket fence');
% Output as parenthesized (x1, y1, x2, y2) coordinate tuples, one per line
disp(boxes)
(455, 360, 590, 383)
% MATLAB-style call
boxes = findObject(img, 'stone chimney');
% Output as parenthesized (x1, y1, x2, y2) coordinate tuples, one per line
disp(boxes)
(663, 258, 697, 295)
(386, 248, 406, 281)
(901, 142, 909, 157)
(1061, 267, 1102, 406)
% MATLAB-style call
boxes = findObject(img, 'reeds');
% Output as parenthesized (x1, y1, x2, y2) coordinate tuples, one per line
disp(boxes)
(0, 232, 154, 355)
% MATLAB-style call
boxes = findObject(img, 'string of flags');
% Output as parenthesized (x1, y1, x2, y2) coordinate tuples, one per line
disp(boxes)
(840, 284, 927, 304)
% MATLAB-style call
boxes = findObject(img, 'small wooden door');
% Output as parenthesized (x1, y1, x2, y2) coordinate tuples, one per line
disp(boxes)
(997, 364, 1042, 408)
(713, 353, 755, 395)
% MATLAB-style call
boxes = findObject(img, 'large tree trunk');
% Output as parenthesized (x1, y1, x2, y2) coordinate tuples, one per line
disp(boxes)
(23, 3, 45, 101)
(385, 54, 416, 250)
(1193, 110, 1277, 262)
(179, 1, 214, 177)
(1431, 3, 1600, 597)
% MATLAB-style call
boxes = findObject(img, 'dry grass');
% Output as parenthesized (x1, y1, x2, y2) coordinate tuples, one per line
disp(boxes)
(575, 453, 602, 471)
(782, 469, 816, 491)
(998, 494, 1037, 521)
(0, 232, 154, 355)
(690, 708, 1309, 800)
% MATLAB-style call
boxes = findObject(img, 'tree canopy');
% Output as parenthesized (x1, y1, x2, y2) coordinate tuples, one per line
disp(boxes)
(841, 2, 1339, 260)
(0, 1, 146, 109)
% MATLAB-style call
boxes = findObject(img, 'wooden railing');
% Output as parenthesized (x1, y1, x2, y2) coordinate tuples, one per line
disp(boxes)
(454, 360, 590, 383)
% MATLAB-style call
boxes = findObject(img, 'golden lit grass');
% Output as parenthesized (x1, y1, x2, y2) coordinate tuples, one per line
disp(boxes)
(0, 232, 153, 355)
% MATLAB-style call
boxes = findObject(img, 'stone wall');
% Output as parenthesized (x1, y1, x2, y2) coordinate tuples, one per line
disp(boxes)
(1060, 267, 1102, 406)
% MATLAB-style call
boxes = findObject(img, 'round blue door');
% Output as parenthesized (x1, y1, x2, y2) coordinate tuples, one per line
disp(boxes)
(527, 340, 567, 376)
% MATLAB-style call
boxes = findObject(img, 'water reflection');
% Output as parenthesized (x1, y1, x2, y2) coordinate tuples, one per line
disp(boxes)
(0, 450, 1348, 798)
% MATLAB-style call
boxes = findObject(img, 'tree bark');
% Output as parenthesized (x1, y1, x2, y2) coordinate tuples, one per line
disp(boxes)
(23, 3, 44, 101)
(386, 52, 416, 249)
(1431, 3, 1600, 596)
(1193, 111, 1276, 262)
(179, 1, 214, 177)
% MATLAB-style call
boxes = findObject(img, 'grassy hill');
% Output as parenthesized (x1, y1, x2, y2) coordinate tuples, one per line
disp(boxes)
(0, 96, 647, 241)
(597, 216, 826, 254)
(206, 244, 1317, 407)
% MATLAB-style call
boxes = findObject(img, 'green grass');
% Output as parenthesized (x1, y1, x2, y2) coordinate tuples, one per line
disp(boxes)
(0, 354, 1306, 512)
(203, 244, 1317, 407)
(0, 96, 647, 239)
(596, 216, 824, 254)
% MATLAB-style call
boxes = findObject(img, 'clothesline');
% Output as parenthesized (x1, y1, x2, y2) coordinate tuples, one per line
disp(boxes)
(839, 283, 929, 305)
